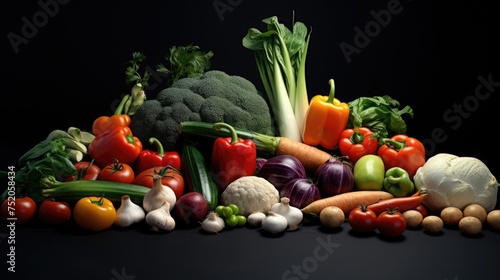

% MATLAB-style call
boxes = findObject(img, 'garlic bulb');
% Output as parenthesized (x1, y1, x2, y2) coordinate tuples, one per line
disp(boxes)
(145, 201, 176, 231)
(114, 195, 146, 227)
(247, 212, 266, 227)
(200, 211, 225, 234)
(143, 173, 177, 213)
(261, 211, 288, 234)
(414, 153, 499, 212)
(271, 197, 303, 231)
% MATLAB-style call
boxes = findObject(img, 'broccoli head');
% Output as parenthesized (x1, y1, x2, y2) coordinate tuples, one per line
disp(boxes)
(131, 70, 276, 151)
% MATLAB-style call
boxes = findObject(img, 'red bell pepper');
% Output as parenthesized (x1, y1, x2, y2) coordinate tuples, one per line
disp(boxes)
(210, 122, 257, 190)
(377, 134, 426, 178)
(92, 95, 131, 137)
(88, 126, 142, 168)
(135, 137, 181, 174)
(338, 127, 378, 165)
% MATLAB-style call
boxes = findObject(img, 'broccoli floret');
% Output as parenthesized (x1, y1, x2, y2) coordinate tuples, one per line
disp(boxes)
(131, 70, 276, 151)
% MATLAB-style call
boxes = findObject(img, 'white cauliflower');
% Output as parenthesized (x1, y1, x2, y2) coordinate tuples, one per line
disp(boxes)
(221, 176, 279, 216)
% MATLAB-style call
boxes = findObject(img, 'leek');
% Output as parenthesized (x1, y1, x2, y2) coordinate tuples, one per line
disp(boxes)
(242, 15, 311, 142)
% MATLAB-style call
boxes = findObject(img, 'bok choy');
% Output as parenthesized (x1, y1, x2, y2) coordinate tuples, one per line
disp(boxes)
(242, 15, 311, 142)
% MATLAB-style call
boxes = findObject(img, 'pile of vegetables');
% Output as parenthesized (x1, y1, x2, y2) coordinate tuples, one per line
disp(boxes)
(2, 14, 499, 239)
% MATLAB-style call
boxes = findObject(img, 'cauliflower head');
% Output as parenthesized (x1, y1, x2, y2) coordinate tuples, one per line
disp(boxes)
(130, 70, 275, 151)
(221, 176, 279, 216)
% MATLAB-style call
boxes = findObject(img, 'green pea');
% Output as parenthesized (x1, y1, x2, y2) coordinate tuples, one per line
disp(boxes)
(353, 155, 385, 191)
(227, 203, 239, 216)
(236, 215, 246, 227)
(225, 215, 239, 227)
(222, 206, 234, 218)
(215, 205, 225, 217)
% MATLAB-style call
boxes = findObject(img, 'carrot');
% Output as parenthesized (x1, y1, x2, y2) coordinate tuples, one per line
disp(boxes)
(300, 191, 394, 215)
(179, 121, 333, 172)
(367, 190, 428, 216)
(276, 137, 333, 171)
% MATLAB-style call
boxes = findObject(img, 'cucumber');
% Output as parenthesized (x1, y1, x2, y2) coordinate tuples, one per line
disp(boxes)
(181, 141, 219, 210)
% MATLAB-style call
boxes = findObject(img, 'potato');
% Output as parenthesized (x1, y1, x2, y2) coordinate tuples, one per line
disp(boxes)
(403, 210, 423, 228)
(319, 206, 345, 229)
(459, 216, 482, 235)
(486, 210, 500, 231)
(422, 215, 443, 234)
(463, 204, 487, 223)
(440, 206, 463, 227)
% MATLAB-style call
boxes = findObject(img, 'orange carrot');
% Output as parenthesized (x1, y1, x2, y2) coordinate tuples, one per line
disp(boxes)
(301, 191, 394, 215)
(277, 137, 333, 172)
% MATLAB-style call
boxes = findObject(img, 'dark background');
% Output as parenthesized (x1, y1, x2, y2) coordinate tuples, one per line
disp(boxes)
(1, 1, 499, 279)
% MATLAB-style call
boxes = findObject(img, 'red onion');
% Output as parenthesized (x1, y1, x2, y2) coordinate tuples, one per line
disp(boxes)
(314, 157, 354, 197)
(280, 178, 321, 209)
(254, 157, 268, 176)
(258, 155, 307, 190)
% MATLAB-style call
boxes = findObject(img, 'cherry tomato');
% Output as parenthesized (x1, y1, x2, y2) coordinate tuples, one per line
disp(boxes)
(415, 204, 429, 218)
(377, 209, 407, 237)
(38, 199, 72, 225)
(348, 204, 378, 233)
(73, 196, 116, 231)
(134, 166, 185, 199)
(1, 196, 37, 224)
(98, 158, 135, 184)
(64, 160, 102, 181)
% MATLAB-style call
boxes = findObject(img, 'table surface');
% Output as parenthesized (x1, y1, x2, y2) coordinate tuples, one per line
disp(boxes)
(2, 215, 499, 280)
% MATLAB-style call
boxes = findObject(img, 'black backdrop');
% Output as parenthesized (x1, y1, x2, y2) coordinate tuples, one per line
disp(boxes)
(2, 1, 500, 279)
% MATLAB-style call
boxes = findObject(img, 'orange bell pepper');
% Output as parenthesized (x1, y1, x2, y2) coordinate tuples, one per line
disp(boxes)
(92, 95, 131, 137)
(302, 79, 350, 149)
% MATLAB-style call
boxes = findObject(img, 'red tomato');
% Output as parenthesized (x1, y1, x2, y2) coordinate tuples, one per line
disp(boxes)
(38, 199, 72, 225)
(377, 209, 407, 237)
(1, 197, 37, 224)
(64, 160, 102, 181)
(348, 205, 378, 233)
(134, 166, 185, 199)
(98, 159, 135, 184)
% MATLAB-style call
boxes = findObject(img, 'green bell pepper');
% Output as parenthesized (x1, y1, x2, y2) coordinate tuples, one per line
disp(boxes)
(382, 167, 414, 197)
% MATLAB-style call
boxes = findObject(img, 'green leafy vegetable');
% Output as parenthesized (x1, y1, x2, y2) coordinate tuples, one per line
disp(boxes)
(242, 15, 311, 142)
(1, 138, 76, 202)
(125, 52, 151, 87)
(157, 44, 214, 88)
(347, 95, 414, 138)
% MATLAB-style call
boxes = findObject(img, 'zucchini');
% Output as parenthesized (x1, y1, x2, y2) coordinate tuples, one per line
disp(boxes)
(181, 141, 219, 210)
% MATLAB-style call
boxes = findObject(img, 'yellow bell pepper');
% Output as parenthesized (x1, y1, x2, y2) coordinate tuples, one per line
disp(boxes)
(302, 79, 350, 149)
